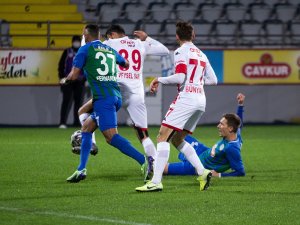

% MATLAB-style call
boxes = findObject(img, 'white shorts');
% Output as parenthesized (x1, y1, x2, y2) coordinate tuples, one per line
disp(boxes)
(162, 96, 205, 134)
(120, 85, 148, 129)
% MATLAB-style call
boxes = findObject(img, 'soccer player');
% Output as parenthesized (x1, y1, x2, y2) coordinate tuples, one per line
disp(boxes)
(135, 21, 218, 192)
(74, 25, 169, 180)
(164, 93, 246, 178)
(61, 24, 148, 183)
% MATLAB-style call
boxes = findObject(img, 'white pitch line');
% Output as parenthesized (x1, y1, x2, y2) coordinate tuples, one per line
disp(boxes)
(0, 206, 153, 225)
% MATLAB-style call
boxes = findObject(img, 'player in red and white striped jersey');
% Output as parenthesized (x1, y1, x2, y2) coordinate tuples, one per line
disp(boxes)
(136, 21, 217, 192)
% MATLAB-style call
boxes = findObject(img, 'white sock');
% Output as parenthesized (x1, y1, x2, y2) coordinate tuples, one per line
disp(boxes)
(178, 141, 205, 175)
(142, 137, 156, 159)
(79, 113, 89, 125)
(79, 113, 96, 144)
(151, 142, 170, 184)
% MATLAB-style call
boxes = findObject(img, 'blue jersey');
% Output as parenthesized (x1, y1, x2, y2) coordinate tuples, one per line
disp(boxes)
(73, 40, 126, 100)
(180, 105, 245, 177)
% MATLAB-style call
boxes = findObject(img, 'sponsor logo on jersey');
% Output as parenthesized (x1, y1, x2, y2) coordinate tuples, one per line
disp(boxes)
(120, 40, 136, 47)
(242, 53, 291, 78)
(190, 48, 201, 54)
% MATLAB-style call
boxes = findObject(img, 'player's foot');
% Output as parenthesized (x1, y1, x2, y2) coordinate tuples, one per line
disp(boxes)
(135, 181, 163, 192)
(141, 156, 154, 182)
(66, 168, 87, 183)
(90, 143, 99, 156)
(197, 169, 212, 191)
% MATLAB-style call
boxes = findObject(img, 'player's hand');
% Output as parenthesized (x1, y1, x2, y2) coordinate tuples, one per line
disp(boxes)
(237, 93, 245, 105)
(60, 77, 69, 85)
(133, 30, 148, 41)
(150, 78, 159, 93)
(211, 170, 220, 177)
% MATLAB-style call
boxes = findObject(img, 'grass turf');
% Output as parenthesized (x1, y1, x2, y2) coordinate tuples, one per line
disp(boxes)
(0, 126, 299, 225)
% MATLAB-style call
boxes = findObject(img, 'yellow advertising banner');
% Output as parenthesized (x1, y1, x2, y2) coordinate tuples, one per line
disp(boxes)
(224, 50, 300, 84)
(0, 50, 62, 85)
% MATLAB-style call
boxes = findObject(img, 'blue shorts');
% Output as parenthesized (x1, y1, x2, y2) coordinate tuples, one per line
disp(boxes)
(90, 96, 122, 132)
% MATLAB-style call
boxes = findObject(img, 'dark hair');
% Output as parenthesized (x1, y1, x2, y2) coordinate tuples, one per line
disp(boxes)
(85, 24, 99, 38)
(105, 24, 125, 37)
(72, 35, 81, 42)
(176, 21, 193, 41)
(223, 113, 241, 133)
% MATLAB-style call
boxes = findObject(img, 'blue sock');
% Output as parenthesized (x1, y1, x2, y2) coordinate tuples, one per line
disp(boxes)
(77, 132, 92, 171)
(110, 134, 145, 165)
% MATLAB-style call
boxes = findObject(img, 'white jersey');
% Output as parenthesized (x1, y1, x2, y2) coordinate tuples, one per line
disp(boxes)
(104, 36, 169, 94)
(173, 42, 217, 110)
(161, 42, 217, 133)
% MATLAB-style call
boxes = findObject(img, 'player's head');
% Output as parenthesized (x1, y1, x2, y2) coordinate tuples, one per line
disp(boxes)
(217, 113, 241, 137)
(83, 24, 100, 43)
(71, 35, 81, 49)
(175, 21, 195, 43)
(105, 24, 126, 39)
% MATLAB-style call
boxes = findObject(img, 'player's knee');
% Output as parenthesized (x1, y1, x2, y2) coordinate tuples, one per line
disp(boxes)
(134, 126, 149, 141)
(78, 105, 85, 116)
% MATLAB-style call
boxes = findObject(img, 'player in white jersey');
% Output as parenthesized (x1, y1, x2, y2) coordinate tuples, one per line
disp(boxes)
(136, 21, 218, 192)
(76, 24, 169, 180)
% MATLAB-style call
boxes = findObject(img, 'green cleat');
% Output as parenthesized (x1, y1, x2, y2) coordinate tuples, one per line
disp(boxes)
(197, 169, 212, 191)
(66, 168, 87, 183)
(135, 181, 163, 192)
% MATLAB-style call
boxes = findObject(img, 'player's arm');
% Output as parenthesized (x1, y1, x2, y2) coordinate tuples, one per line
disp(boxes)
(60, 46, 86, 84)
(236, 93, 245, 130)
(111, 47, 129, 69)
(203, 59, 218, 85)
(215, 146, 245, 177)
(134, 30, 169, 56)
(150, 50, 186, 92)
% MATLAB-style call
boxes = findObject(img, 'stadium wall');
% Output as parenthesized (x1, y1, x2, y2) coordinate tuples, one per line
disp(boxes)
(0, 49, 299, 126)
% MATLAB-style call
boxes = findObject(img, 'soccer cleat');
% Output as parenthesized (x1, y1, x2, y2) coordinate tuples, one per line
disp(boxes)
(66, 168, 87, 183)
(197, 169, 212, 191)
(141, 156, 154, 182)
(135, 181, 163, 192)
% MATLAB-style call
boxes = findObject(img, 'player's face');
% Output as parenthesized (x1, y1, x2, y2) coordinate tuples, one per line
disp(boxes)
(217, 118, 231, 138)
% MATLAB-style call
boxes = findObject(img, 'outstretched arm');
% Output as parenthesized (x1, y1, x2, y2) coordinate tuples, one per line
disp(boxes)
(236, 93, 245, 130)
(134, 30, 169, 56)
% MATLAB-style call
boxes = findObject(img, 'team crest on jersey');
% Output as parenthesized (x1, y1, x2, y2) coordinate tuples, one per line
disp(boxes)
(219, 144, 225, 151)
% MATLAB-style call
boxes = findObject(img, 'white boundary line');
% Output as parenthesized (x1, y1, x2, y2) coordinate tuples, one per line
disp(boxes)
(0, 206, 153, 225)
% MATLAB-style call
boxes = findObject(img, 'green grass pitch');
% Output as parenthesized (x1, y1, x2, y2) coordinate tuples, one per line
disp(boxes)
(0, 126, 299, 225)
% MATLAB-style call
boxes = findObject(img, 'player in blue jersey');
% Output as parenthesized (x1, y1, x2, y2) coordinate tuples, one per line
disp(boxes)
(164, 93, 246, 177)
(61, 24, 148, 183)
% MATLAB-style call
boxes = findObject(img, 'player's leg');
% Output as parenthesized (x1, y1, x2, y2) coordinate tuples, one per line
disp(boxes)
(66, 117, 97, 183)
(179, 111, 212, 190)
(164, 161, 196, 175)
(172, 130, 205, 176)
(78, 99, 98, 155)
(127, 93, 156, 156)
(94, 96, 145, 166)
(135, 125, 175, 192)
(126, 94, 156, 180)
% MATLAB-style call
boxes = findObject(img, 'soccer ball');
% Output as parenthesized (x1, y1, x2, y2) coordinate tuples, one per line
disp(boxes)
(71, 130, 82, 147)
(70, 130, 99, 156)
